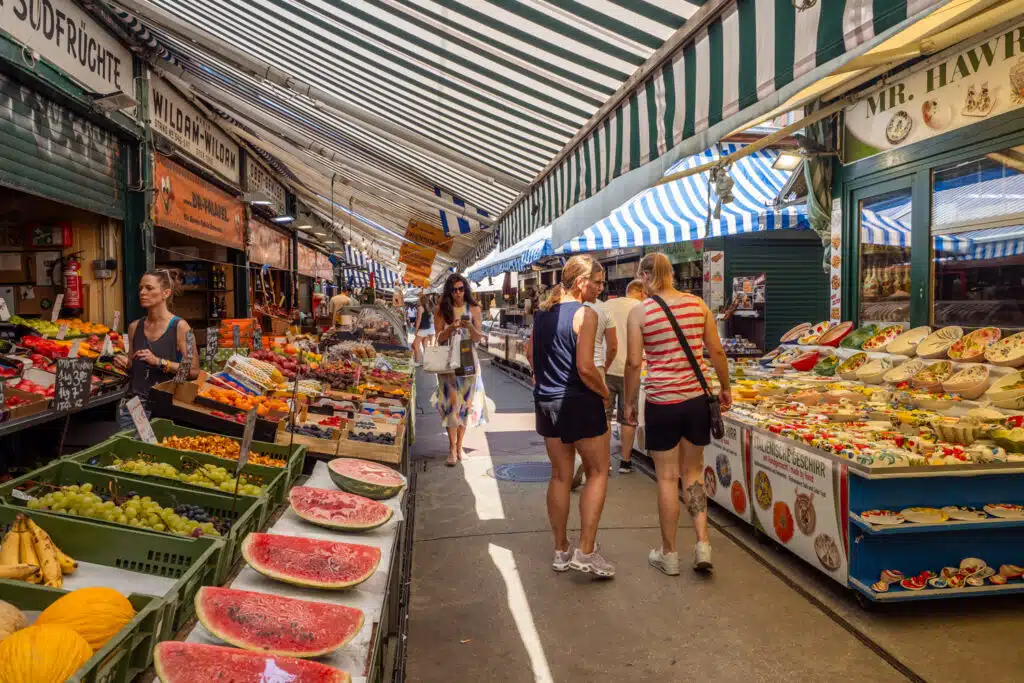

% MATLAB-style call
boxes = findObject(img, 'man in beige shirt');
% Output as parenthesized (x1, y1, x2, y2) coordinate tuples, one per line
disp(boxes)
(328, 289, 353, 325)
(596, 279, 645, 472)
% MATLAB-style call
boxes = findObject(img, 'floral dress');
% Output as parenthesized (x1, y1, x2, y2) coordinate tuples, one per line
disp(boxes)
(432, 305, 488, 429)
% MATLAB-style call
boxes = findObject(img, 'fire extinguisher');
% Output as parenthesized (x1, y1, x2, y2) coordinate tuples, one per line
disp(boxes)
(61, 252, 84, 318)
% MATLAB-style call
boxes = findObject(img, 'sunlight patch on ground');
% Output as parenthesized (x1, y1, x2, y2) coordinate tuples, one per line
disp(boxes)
(461, 442, 506, 520)
(488, 544, 554, 683)
(479, 412, 537, 433)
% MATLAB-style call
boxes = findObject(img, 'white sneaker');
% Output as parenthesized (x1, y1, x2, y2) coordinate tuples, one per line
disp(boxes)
(552, 547, 572, 572)
(569, 547, 615, 578)
(649, 548, 681, 576)
(693, 541, 713, 572)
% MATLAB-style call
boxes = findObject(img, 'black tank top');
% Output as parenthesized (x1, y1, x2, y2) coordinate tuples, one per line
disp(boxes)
(418, 307, 433, 330)
(532, 302, 592, 401)
(130, 316, 181, 399)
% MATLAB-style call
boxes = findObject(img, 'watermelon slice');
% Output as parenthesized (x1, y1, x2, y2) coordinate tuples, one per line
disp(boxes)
(328, 458, 407, 499)
(242, 533, 381, 589)
(290, 486, 394, 531)
(196, 586, 364, 658)
(154, 642, 350, 682)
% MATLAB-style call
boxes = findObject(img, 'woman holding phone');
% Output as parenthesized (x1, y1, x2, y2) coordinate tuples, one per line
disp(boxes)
(433, 274, 488, 466)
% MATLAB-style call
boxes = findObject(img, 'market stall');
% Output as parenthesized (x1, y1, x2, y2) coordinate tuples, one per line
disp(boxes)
(248, 218, 293, 335)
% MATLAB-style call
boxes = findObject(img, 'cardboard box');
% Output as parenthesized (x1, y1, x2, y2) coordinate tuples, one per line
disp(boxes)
(16, 286, 58, 316)
(0, 253, 29, 284)
(0, 387, 50, 421)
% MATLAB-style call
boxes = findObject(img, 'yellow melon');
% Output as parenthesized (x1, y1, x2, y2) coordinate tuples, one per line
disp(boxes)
(0, 624, 93, 683)
(35, 587, 135, 649)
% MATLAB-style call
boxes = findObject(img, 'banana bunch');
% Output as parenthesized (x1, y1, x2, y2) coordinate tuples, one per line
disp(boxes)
(0, 515, 77, 587)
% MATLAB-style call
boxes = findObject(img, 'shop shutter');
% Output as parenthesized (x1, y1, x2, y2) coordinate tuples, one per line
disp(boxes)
(0, 74, 124, 218)
(724, 232, 828, 349)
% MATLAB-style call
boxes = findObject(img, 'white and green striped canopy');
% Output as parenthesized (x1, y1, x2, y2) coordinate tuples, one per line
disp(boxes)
(500, 0, 947, 250)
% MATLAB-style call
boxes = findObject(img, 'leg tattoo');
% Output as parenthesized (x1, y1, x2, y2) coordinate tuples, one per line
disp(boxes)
(684, 481, 707, 517)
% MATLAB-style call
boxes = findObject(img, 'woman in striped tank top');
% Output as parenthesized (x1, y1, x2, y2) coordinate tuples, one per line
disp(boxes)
(623, 253, 732, 575)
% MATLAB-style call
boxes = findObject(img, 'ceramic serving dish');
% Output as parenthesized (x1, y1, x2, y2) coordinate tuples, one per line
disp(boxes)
(916, 326, 963, 359)
(812, 354, 839, 376)
(984, 331, 1024, 367)
(887, 326, 932, 356)
(780, 322, 812, 344)
(861, 325, 905, 352)
(932, 417, 983, 445)
(883, 358, 925, 384)
(770, 348, 803, 367)
(798, 321, 833, 345)
(912, 360, 954, 392)
(790, 351, 820, 372)
(942, 364, 990, 400)
(817, 321, 854, 347)
(982, 370, 1024, 403)
(947, 327, 1001, 362)
(912, 392, 962, 411)
(856, 357, 894, 385)
(837, 352, 869, 381)
(839, 324, 879, 350)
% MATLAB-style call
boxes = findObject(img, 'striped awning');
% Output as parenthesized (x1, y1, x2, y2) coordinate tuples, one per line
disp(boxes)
(342, 245, 400, 290)
(940, 225, 1024, 261)
(557, 143, 807, 253)
(495, 0, 947, 250)
(467, 226, 555, 282)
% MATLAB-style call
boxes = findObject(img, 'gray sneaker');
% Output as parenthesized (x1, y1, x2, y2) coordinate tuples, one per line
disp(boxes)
(569, 547, 615, 578)
(552, 547, 572, 572)
(693, 541, 713, 572)
(649, 548, 681, 576)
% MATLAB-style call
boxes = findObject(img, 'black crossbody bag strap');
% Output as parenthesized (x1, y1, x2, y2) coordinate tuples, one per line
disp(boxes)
(650, 295, 712, 399)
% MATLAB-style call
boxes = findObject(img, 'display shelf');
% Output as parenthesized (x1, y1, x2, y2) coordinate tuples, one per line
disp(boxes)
(0, 387, 125, 438)
(850, 513, 1024, 534)
(850, 576, 1024, 602)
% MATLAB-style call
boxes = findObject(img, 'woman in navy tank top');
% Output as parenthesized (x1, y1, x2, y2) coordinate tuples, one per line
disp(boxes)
(526, 255, 615, 578)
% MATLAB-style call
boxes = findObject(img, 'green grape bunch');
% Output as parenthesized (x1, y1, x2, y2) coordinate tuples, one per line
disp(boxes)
(109, 457, 264, 497)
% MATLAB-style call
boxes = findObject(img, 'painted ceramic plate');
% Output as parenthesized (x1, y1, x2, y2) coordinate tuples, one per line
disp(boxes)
(886, 110, 913, 144)
(941, 505, 988, 521)
(715, 454, 732, 488)
(984, 330, 1024, 367)
(887, 326, 931, 357)
(794, 493, 816, 535)
(900, 507, 949, 524)
(947, 327, 1001, 361)
(780, 322, 812, 344)
(754, 471, 772, 511)
(703, 466, 717, 497)
(917, 326, 963, 359)
(860, 509, 905, 525)
(814, 533, 841, 572)
(983, 503, 1024, 519)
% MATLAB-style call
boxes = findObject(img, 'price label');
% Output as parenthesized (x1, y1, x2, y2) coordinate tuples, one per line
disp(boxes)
(53, 357, 93, 412)
(51, 294, 64, 322)
(0, 298, 10, 322)
(253, 326, 263, 351)
(112, 311, 121, 332)
(101, 335, 114, 357)
(175, 330, 195, 384)
(236, 408, 258, 475)
(206, 326, 218, 368)
(68, 339, 81, 359)
(232, 324, 240, 352)
(373, 357, 393, 371)
(56, 324, 68, 340)
(123, 329, 130, 356)
(125, 395, 156, 443)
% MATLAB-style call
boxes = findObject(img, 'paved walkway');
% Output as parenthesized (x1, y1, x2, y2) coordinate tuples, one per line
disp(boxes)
(406, 360, 1024, 683)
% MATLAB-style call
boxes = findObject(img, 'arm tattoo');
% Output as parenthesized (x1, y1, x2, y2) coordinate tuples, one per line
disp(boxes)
(684, 481, 708, 517)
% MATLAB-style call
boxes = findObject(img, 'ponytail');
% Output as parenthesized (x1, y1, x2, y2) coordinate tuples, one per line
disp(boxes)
(539, 284, 563, 312)
(638, 252, 673, 292)
(539, 255, 604, 311)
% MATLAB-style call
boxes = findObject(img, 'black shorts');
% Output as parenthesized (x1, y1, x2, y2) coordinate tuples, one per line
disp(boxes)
(535, 393, 608, 444)
(645, 397, 711, 451)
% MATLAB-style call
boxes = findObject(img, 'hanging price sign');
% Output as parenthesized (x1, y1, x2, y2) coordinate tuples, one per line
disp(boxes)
(236, 408, 258, 475)
(51, 294, 64, 323)
(206, 326, 218, 368)
(253, 326, 263, 351)
(53, 357, 93, 412)
(175, 330, 195, 384)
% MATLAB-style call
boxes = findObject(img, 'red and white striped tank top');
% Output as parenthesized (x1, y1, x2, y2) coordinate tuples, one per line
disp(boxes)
(642, 294, 711, 404)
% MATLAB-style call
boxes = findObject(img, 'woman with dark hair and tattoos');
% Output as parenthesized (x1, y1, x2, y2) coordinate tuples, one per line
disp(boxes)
(623, 253, 732, 575)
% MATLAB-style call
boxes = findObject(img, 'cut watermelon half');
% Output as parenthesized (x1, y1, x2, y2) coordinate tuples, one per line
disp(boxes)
(154, 641, 350, 683)
(328, 458, 407, 499)
(242, 533, 381, 590)
(290, 486, 394, 531)
(196, 586, 364, 658)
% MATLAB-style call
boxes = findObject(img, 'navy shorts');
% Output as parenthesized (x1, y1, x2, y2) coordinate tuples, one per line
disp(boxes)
(535, 392, 607, 444)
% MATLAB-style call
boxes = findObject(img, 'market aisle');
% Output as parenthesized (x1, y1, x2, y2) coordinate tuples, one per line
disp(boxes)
(405, 361, 911, 683)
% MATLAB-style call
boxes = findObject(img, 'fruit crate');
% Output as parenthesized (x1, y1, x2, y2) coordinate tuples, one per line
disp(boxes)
(0, 505, 219, 647)
(116, 418, 306, 489)
(66, 436, 289, 518)
(0, 461, 263, 585)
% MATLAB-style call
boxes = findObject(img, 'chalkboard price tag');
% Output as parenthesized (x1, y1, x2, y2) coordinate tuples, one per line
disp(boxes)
(175, 330, 195, 384)
(206, 326, 218, 368)
(53, 357, 93, 412)
(236, 408, 258, 475)
(253, 326, 263, 351)
(51, 294, 64, 322)
(126, 395, 156, 443)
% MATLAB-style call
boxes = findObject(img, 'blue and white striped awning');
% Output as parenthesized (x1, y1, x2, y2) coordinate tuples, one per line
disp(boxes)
(938, 225, 1024, 261)
(466, 226, 555, 282)
(342, 245, 400, 290)
(860, 207, 912, 247)
(557, 143, 807, 253)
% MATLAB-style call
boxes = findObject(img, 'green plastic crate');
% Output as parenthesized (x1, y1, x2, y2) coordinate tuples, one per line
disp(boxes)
(0, 505, 218, 646)
(116, 418, 306, 489)
(67, 436, 287, 519)
(0, 460, 263, 585)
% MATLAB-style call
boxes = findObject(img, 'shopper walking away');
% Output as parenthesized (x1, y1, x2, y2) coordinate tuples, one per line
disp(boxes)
(571, 295, 617, 489)
(599, 279, 645, 473)
(433, 275, 488, 466)
(623, 253, 732, 575)
(328, 288, 354, 326)
(113, 269, 200, 430)
(526, 255, 614, 578)
(412, 294, 435, 365)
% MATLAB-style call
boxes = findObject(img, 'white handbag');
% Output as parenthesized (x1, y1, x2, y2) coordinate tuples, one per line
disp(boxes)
(423, 341, 459, 374)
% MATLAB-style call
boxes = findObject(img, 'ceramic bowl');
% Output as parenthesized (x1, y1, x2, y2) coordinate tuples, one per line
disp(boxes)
(780, 322, 812, 344)
(818, 321, 854, 347)
(798, 321, 833, 345)
(861, 325, 905, 352)
(942, 365, 991, 400)
(947, 327, 1001, 362)
(883, 358, 925, 384)
(916, 326, 963, 359)
(982, 371, 1024, 404)
(887, 326, 932, 356)
(856, 358, 894, 385)
(837, 352, 868, 381)
(985, 331, 1024, 367)
(912, 360, 953, 392)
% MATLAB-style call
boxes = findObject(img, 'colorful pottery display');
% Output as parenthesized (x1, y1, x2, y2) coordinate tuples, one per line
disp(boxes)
(861, 325, 904, 352)
(798, 321, 833, 345)
(855, 357, 893, 385)
(900, 507, 949, 524)
(882, 358, 925, 384)
(985, 331, 1024, 367)
(912, 361, 953, 392)
(818, 321, 854, 347)
(840, 324, 879, 350)
(780, 322, 813, 344)
(941, 365, 990, 400)
(837, 353, 869, 381)
(947, 327, 1001, 362)
(860, 509, 905, 525)
(887, 326, 931, 356)
(916, 327, 963, 359)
